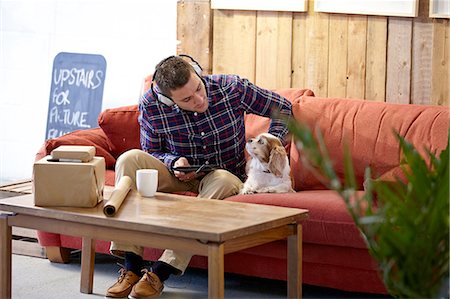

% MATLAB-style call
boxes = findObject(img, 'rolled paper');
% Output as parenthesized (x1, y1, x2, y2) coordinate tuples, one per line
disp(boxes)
(103, 176, 132, 217)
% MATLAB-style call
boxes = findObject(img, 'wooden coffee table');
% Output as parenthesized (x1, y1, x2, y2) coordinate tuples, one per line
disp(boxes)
(0, 190, 308, 299)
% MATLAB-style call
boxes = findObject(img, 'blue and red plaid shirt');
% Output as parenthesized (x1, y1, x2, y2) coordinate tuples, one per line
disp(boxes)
(138, 74, 292, 181)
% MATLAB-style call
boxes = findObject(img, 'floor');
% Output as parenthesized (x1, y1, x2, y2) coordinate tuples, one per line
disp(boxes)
(11, 251, 392, 299)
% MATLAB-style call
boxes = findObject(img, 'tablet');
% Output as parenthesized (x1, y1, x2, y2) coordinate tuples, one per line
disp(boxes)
(172, 165, 217, 173)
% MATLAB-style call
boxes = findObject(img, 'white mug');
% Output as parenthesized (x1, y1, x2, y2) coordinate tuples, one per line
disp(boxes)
(136, 169, 158, 197)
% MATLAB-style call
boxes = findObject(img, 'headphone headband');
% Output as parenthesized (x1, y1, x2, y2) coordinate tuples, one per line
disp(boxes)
(151, 54, 203, 107)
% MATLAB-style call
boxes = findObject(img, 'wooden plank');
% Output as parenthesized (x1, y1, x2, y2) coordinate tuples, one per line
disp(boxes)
(327, 14, 348, 98)
(11, 227, 46, 259)
(9, 185, 32, 193)
(224, 225, 294, 254)
(12, 240, 46, 259)
(0, 216, 12, 299)
(177, 0, 212, 73)
(212, 9, 257, 81)
(0, 180, 32, 194)
(366, 16, 387, 102)
(411, 0, 433, 105)
(291, 12, 307, 88)
(411, 20, 433, 104)
(386, 17, 413, 103)
(0, 191, 20, 199)
(346, 15, 367, 99)
(80, 237, 95, 294)
(287, 224, 302, 299)
(305, 12, 329, 97)
(0, 179, 32, 189)
(431, 19, 449, 106)
(12, 227, 37, 239)
(255, 11, 292, 89)
(208, 243, 224, 299)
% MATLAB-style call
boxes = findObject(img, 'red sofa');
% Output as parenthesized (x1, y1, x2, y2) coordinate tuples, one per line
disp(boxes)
(35, 89, 449, 295)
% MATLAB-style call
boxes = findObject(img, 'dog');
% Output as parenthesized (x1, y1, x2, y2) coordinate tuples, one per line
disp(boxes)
(240, 133, 294, 194)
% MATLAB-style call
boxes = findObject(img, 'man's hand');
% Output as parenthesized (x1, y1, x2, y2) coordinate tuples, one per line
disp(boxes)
(173, 157, 199, 182)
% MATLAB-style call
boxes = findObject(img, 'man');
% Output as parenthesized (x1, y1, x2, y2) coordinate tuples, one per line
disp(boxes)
(106, 55, 292, 298)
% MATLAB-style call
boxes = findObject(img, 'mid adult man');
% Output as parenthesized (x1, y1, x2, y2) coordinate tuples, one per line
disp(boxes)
(106, 55, 292, 298)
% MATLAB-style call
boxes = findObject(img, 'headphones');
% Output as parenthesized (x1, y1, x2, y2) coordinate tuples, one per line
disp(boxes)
(151, 54, 203, 107)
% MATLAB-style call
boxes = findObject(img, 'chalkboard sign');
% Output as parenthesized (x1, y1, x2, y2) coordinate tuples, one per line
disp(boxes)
(45, 52, 107, 140)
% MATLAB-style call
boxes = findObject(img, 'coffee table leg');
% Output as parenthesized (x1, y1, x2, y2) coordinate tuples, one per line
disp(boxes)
(287, 224, 302, 299)
(208, 242, 224, 299)
(0, 215, 12, 299)
(80, 237, 95, 294)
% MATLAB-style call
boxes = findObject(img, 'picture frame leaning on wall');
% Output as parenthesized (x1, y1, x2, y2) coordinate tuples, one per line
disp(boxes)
(429, 0, 450, 18)
(314, 0, 419, 17)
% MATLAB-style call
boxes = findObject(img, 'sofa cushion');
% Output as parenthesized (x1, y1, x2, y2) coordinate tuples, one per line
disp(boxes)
(226, 190, 367, 249)
(291, 96, 449, 190)
(42, 127, 116, 169)
(98, 105, 140, 157)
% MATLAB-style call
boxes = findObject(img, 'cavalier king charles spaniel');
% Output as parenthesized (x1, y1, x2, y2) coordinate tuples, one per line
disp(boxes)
(240, 133, 294, 194)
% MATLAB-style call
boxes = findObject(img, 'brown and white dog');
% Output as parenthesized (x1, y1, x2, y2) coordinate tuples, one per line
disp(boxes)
(240, 133, 294, 194)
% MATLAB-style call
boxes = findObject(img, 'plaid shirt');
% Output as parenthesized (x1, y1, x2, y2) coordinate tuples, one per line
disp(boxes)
(138, 74, 292, 181)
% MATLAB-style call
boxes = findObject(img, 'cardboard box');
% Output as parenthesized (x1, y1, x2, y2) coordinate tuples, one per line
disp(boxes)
(51, 145, 95, 162)
(33, 156, 105, 207)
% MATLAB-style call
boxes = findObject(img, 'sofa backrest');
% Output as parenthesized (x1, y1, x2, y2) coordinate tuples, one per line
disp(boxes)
(290, 96, 449, 191)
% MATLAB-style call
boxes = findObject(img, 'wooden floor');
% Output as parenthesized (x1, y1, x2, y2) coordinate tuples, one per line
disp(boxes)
(0, 179, 47, 259)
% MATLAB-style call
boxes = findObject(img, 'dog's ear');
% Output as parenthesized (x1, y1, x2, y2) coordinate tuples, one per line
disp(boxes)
(268, 146, 287, 177)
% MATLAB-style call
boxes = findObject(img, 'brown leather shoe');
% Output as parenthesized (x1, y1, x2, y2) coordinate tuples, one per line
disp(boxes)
(106, 269, 140, 298)
(129, 269, 164, 299)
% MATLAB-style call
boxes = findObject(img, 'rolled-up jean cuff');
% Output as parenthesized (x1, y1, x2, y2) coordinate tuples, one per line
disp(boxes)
(110, 241, 144, 258)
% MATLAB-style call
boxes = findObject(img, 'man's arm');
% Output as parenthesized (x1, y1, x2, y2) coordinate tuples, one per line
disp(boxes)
(238, 78, 292, 145)
(138, 105, 180, 168)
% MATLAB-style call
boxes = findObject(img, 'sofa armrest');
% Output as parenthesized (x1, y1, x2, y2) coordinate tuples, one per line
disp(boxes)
(35, 127, 116, 169)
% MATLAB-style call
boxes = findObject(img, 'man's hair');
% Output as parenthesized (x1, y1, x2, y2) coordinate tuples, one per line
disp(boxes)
(154, 56, 194, 96)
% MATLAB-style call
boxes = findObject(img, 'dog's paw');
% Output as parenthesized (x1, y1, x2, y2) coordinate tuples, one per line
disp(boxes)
(239, 187, 256, 195)
(258, 187, 275, 193)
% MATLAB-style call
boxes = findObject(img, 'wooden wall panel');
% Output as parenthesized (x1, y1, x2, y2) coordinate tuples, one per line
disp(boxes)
(365, 16, 387, 101)
(177, 0, 212, 73)
(411, 0, 432, 105)
(386, 17, 413, 103)
(181, 0, 448, 106)
(305, 12, 329, 97)
(291, 13, 307, 89)
(346, 15, 367, 99)
(431, 19, 449, 106)
(327, 14, 348, 98)
(255, 11, 293, 89)
(411, 20, 433, 104)
(212, 9, 256, 81)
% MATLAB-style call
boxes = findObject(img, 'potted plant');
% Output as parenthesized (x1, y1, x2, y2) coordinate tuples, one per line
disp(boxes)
(285, 119, 449, 298)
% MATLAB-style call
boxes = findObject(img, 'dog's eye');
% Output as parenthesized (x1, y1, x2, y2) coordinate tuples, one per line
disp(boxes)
(257, 139, 264, 144)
